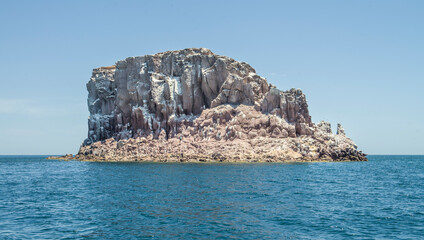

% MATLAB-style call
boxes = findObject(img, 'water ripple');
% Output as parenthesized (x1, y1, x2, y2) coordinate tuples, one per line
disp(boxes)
(0, 155, 423, 239)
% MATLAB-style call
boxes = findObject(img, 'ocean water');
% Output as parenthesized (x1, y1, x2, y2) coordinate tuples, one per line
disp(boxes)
(0, 156, 423, 239)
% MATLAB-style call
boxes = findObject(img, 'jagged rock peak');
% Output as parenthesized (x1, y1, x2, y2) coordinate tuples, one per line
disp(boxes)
(337, 123, 346, 136)
(136, 47, 215, 58)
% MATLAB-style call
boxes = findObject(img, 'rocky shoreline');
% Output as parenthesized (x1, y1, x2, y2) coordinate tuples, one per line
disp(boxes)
(50, 48, 366, 163)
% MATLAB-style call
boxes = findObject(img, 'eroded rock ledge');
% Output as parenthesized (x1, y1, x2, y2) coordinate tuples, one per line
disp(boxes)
(75, 48, 366, 162)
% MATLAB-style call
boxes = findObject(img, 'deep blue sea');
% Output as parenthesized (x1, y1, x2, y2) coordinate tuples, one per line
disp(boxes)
(0, 156, 423, 239)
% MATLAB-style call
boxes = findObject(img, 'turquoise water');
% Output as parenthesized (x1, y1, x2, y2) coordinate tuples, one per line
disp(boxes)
(0, 156, 423, 239)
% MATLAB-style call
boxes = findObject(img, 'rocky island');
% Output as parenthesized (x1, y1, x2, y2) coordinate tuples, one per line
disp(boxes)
(59, 48, 366, 162)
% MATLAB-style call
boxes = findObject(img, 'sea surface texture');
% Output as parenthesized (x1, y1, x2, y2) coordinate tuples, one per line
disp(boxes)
(0, 156, 423, 239)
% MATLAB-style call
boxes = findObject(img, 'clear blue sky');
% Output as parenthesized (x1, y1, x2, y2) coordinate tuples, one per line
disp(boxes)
(0, 0, 423, 155)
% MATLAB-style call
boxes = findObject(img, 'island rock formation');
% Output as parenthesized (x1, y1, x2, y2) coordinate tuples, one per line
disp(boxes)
(75, 48, 366, 162)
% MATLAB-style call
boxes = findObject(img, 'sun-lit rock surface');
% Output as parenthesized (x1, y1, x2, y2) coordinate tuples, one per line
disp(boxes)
(75, 48, 366, 162)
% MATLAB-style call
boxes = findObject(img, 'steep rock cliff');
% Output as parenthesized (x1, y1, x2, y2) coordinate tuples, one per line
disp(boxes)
(78, 48, 366, 162)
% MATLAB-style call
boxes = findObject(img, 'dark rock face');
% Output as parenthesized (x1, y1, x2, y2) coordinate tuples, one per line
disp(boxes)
(80, 48, 366, 162)
(86, 66, 116, 143)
